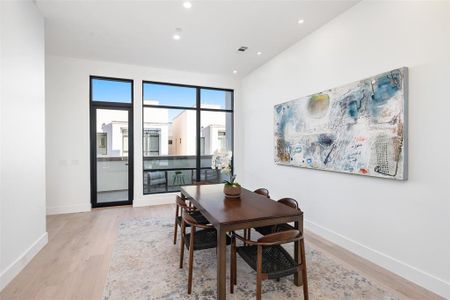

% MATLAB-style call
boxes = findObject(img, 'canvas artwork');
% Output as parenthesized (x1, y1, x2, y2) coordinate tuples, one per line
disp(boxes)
(274, 67, 407, 180)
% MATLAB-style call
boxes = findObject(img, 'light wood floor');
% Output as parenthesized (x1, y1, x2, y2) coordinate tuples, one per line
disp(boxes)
(0, 205, 443, 300)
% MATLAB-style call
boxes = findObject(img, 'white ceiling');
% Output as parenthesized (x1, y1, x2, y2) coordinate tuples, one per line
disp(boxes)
(37, 0, 358, 77)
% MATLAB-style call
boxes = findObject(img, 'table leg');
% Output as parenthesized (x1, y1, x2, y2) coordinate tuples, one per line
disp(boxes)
(294, 219, 302, 286)
(217, 226, 227, 300)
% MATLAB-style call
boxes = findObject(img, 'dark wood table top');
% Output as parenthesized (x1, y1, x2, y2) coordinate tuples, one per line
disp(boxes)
(180, 184, 301, 226)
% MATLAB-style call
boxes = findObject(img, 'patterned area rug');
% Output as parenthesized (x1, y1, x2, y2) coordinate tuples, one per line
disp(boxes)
(103, 218, 401, 300)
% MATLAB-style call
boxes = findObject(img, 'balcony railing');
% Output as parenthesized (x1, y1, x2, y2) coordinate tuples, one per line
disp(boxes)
(143, 155, 228, 194)
(96, 155, 228, 195)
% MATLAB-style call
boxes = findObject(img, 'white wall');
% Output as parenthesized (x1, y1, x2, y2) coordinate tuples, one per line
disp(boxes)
(0, 1, 47, 291)
(45, 55, 240, 213)
(240, 1, 450, 298)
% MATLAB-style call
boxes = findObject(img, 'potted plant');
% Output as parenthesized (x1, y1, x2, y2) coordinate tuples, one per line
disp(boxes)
(211, 150, 241, 198)
(223, 175, 241, 198)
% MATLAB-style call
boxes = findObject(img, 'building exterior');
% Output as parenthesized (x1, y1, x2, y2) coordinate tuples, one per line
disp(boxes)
(97, 102, 230, 158)
(170, 104, 230, 156)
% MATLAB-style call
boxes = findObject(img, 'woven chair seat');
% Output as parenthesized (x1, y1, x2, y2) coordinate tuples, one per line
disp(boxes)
(255, 223, 296, 235)
(236, 245, 298, 279)
(276, 223, 295, 232)
(177, 211, 209, 227)
(185, 229, 231, 250)
(254, 225, 276, 235)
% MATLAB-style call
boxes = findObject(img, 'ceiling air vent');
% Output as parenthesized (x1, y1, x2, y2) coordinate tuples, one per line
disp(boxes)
(237, 46, 248, 52)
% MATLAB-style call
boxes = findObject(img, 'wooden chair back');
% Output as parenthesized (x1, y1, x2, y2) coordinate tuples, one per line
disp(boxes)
(254, 188, 270, 198)
(277, 198, 299, 210)
(176, 195, 197, 214)
(182, 210, 212, 229)
(176, 195, 190, 210)
(257, 230, 302, 245)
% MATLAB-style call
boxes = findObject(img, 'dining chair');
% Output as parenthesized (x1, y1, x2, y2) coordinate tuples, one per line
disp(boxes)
(230, 229, 308, 300)
(254, 198, 300, 236)
(173, 195, 208, 245)
(244, 188, 271, 242)
(254, 188, 270, 198)
(179, 209, 231, 294)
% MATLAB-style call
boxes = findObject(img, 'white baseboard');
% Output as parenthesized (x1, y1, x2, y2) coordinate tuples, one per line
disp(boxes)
(0, 232, 48, 291)
(133, 193, 177, 207)
(46, 203, 91, 215)
(305, 219, 450, 299)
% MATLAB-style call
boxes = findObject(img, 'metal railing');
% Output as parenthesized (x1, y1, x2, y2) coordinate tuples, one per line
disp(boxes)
(143, 167, 221, 194)
(143, 155, 227, 194)
(96, 155, 225, 194)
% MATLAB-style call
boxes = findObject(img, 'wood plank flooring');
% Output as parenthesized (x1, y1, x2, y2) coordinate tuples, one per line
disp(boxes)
(0, 205, 444, 300)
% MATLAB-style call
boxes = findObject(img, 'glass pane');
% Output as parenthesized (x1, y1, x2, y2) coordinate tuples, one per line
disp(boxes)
(143, 129, 161, 156)
(91, 78, 132, 103)
(143, 82, 196, 107)
(143, 107, 197, 194)
(201, 89, 232, 110)
(200, 111, 233, 183)
(97, 133, 107, 155)
(96, 109, 129, 203)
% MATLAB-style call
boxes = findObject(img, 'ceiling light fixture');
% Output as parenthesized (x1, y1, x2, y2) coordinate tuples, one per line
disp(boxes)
(173, 28, 182, 40)
(183, 1, 192, 9)
(256, 51, 262, 55)
(233, 70, 238, 74)
(298, 19, 304, 24)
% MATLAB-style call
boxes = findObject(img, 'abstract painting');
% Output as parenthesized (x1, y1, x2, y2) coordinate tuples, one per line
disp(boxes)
(274, 67, 407, 180)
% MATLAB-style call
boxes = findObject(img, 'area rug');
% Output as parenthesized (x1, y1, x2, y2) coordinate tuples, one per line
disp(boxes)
(103, 218, 401, 300)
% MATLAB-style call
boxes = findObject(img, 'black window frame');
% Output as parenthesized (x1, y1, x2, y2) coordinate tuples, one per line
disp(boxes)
(90, 75, 134, 207)
(142, 80, 234, 195)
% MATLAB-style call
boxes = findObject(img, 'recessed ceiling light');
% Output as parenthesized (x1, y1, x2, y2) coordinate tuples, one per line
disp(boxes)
(183, 1, 192, 9)
(233, 70, 238, 74)
(173, 28, 182, 40)
(298, 19, 304, 24)
(256, 51, 262, 55)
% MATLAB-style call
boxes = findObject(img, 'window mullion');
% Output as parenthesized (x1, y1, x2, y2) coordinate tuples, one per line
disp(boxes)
(196, 87, 201, 183)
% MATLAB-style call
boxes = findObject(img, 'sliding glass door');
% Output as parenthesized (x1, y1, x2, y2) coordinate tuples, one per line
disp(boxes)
(90, 77, 133, 207)
(142, 82, 233, 194)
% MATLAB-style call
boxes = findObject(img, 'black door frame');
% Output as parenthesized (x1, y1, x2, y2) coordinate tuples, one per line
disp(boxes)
(89, 76, 134, 208)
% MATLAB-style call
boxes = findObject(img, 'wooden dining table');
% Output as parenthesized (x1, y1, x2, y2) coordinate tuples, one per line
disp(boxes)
(180, 184, 304, 300)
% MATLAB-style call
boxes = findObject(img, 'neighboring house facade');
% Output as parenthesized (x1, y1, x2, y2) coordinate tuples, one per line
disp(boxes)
(170, 104, 230, 156)
(143, 101, 170, 156)
(97, 102, 230, 158)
